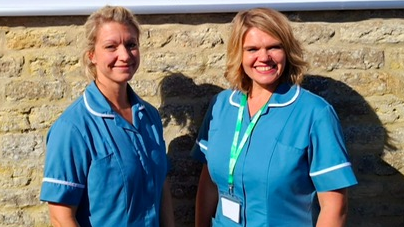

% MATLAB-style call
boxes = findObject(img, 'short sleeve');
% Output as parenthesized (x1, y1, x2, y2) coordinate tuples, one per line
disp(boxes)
(190, 97, 217, 164)
(309, 105, 357, 192)
(40, 119, 91, 205)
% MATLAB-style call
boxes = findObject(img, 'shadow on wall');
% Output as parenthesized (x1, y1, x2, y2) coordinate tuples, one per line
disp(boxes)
(302, 75, 403, 227)
(158, 73, 404, 227)
(158, 73, 223, 227)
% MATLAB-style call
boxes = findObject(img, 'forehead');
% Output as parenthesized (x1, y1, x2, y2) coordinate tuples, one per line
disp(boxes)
(95, 21, 139, 40)
(243, 27, 280, 45)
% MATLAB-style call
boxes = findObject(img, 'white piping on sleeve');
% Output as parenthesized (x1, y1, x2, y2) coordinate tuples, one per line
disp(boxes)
(309, 162, 352, 177)
(197, 140, 208, 151)
(43, 177, 85, 189)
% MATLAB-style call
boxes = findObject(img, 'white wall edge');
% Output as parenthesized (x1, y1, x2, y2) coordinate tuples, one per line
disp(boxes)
(1, 1, 404, 16)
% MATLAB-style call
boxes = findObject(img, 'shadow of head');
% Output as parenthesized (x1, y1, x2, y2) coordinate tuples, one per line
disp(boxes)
(158, 72, 223, 134)
(303, 75, 403, 226)
(157, 72, 223, 225)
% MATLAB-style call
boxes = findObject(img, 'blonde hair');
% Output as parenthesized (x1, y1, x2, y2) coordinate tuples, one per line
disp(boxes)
(81, 5, 141, 81)
(225, 8, 308, 93)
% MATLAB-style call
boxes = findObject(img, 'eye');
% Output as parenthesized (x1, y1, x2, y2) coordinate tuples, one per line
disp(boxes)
(245, 47, 258, 52)
(104, 44, 117, 51)
(268, 45, 283, 51)
(127, 42, 138, 50)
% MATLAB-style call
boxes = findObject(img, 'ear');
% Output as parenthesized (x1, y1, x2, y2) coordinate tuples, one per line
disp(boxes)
(88, 52, 96, 64)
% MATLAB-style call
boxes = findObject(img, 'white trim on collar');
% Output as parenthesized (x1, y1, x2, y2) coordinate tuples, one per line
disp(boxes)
(229, 90, 240, 107)
(268, 85, 300, 108)
(83, 92, 115, 118)
(229, 85, 301, 108)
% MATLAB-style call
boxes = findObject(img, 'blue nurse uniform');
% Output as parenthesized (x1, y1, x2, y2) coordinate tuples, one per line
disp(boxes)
(40, 82, 168, 227)
(192, 83, 357, 227)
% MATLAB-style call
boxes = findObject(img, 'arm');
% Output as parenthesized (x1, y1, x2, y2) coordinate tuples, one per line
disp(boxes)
(195, 164, 218, 227)
(316, 189, 348, 227)
(160, 178, 175, 227)
(48, 203, 79, 227)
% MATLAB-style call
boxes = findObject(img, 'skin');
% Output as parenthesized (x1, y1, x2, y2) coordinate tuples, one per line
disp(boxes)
(195, 27, 348, 227)
(161, 179, 176, 227)
(317, 189, 348, 227)
(49, 21, 175, 227)
(241, 27, 286, 115)
(195, 164, 218, 227)
(90, 21, 140, 122)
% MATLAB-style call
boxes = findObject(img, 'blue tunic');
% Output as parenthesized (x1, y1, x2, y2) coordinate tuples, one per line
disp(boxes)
(192, 83, 357, 227)
(40, 82, 168, 227)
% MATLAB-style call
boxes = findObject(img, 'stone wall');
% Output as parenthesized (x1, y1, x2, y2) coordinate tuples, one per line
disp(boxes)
(0, 9, 404, 227)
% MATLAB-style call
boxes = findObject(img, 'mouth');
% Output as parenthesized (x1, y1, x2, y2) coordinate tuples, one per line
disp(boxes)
(255, 64, 277, 72)
(115, 65, 131, 68)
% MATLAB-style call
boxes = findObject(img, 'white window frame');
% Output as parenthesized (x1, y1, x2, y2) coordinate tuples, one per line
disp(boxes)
(1, 0, 404, 16)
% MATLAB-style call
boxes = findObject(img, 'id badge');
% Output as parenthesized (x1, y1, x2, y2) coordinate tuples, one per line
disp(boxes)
(220, 195, 241, 223)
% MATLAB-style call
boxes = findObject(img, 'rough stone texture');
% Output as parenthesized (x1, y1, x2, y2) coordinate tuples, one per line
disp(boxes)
(0, 9, 404, 227)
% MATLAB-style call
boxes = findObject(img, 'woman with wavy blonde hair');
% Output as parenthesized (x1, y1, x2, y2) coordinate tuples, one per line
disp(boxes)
(192, 7, 357, 227)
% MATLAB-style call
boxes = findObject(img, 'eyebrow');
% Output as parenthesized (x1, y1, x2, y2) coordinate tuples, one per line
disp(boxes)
(243, 43, 282, 49)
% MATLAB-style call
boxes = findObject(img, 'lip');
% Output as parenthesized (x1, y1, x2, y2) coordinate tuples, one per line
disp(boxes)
(115, 65, 131, 68)
(254, 65, 277, 73)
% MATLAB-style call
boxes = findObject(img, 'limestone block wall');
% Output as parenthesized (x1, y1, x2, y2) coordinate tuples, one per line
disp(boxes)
(0, 9, 404, 227)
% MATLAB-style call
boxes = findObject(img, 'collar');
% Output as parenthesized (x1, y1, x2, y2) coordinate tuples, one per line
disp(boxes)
(83, 81, 146, 118)
(229, 83, 300, 108)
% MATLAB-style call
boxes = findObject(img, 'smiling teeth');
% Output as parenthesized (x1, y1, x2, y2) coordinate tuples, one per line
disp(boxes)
(256, 66, 272, 71)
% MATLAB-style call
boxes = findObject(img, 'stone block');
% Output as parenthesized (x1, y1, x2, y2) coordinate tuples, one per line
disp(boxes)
(29, 105, 65, 130)
(142, 25, 225, 49)
(141, 51, 205, 73)
(0, 55, 24, 78)
(340, 20, 404, 44)
(307, 47, 384, 71)
(28, 55, 80, 78)
(6, 29, 71, 50)
(4, 80, 67, 101)
(1, 133, 45, 161)
(0, 110, 30, 133)
(292, 23, 335, 44)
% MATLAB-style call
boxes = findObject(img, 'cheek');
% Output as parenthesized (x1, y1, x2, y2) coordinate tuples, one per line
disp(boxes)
(242, 55, 255, 67)
(276, 52, 287, 65)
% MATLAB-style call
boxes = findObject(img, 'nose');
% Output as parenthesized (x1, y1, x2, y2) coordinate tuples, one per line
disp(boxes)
(257, 49, 271, 62)
(117, 45, 131, 61)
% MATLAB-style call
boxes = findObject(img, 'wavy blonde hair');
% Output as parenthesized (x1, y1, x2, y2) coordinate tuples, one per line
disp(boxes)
(81, 5, 141, 81)
(225, 8, 308, 93)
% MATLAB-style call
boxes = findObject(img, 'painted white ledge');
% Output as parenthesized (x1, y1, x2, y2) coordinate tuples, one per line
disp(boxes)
(1, 0, 404, 16)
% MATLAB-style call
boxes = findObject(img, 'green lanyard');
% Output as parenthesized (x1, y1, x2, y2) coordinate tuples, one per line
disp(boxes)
(228, 93, 268, 193)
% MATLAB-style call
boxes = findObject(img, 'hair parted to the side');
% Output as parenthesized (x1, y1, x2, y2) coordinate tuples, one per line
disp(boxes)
(225, 8, 308, 93)
(81, 5, 141, 81)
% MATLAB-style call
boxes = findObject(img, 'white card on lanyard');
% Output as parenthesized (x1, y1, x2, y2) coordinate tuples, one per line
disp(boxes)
(221, 196, 241, 223)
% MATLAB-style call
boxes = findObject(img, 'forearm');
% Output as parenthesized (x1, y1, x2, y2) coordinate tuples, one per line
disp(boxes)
(316, 208, 346, 227)
(160, 179, 175, 227)
(195, 164, 218, 227)
(48, 202, 79, 227)
(316, 189, 348, 227)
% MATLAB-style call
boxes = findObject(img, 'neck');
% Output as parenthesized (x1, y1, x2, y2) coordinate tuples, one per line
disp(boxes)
(247, 85, 275, 117)
(95, 79, 130, 110)
(96, 80, 133, 124)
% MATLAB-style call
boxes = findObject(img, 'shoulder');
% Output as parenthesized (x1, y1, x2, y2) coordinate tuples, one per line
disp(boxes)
(139, 97, 160, 118)
(298, 87, 332, 110)
(56, 96, 87, 124)
(136, 95, 163, 129)
(48, 96, 89, 134)
(212, 89, 239, 106)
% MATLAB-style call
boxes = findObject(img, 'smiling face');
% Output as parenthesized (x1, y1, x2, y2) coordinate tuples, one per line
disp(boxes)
(89, 21, 140, 86)
(242, 27, 286, 93)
